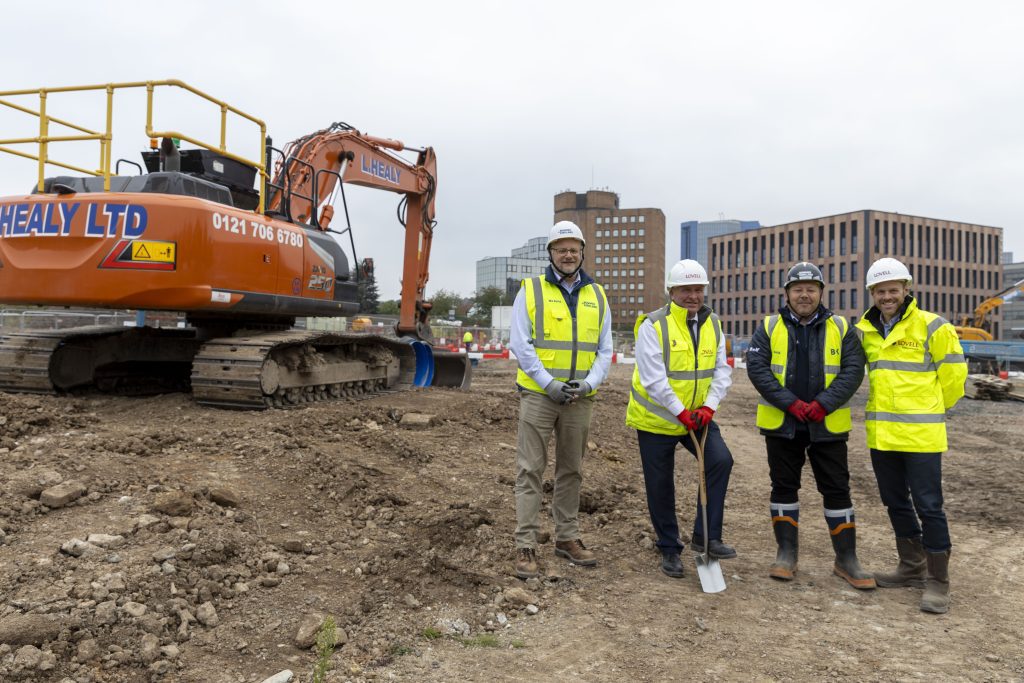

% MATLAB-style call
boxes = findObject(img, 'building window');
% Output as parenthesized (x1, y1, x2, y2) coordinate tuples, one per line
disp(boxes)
(596, 217, 602, 225)
(638, 256, 644, 263)
(638, 269, 644, 276)
(851, 220, 858, 254)
(630, 216, 636, 223)
(638, 242, 645, 249)
(829, 224, 835, 256)
(840, 290, 846, 309)
(613, 217, 619, 224)
(639, 216, 645, 223)
(613, 229, 619, 236)
(638, 283, 644, 289)
(851, 289, 858, 309)
(840, 263, 846, 281)
(638, 296, 644, 303)
(851, 262, 858, 282)
(629, 256, 636, 263)
(840, 222, 847, 256)
(629, 229, 636, 236)
(829, 290, 835, 309)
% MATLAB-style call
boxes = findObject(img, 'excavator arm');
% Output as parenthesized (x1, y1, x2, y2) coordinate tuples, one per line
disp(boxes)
(267, 123, 437, 340)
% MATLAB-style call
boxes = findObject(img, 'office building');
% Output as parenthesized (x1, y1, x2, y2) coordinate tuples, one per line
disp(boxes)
(554, 190, 666, 328)
(706, 210, 1003, 339)
(1000, 257, 1024, 340)
(475, 236, 548, 300)
(681, 219, 760, 267)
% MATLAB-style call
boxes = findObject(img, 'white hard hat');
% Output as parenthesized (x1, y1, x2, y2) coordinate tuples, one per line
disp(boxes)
(546, 221, 586, 248)
(865, 257, 913, 289)
(666, 259, 709, 293)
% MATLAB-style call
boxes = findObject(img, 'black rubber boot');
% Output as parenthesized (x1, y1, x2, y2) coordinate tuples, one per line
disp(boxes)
(874, 536, 926, 588)
(829, 525, 876, 590)
(769, 519, 798, 581)
(921, 549, 950, 614)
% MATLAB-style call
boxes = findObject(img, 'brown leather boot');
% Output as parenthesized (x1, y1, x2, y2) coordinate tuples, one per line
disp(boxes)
(514, 548, 540, 579)
(920, 549, 950, 614)
(554, 539, 597, 566)
(874, 536, 926, 588)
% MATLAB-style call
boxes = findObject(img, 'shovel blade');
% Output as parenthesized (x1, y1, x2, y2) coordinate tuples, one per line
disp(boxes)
(695, 554, 726, 593)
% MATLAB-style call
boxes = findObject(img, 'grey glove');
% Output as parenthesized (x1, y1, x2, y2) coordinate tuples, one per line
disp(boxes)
(544, 379, 574, 404)
(564, 380, 593, 397)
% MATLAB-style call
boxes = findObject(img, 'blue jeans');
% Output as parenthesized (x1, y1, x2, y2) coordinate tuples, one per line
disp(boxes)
(870, 449, 950, 552)
(637, 422, 734, 553)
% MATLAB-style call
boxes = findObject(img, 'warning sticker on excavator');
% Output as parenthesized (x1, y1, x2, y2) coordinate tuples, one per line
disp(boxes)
(130, 240, 175, 264)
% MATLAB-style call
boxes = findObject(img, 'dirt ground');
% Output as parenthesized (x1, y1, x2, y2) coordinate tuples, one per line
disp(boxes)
(0, 358, 1022, 682)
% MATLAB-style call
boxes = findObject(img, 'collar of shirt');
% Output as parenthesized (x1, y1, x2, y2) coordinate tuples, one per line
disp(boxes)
(557, 272, 582, 292)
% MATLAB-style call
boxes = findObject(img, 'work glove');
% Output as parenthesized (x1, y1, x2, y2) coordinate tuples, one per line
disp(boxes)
(677, 409, 699, 431)
(544, 379, 574, 405)
(692, 406, 715, 428)
(805, 400, 827, 423)
(564, 379, 593, 397)
(787, 400, 810, 423)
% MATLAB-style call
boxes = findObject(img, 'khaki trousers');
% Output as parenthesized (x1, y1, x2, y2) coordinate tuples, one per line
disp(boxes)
(514, 390, 594, 548)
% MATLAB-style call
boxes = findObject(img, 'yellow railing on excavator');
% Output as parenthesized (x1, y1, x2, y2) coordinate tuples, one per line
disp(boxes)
(0, 79, 268, 212)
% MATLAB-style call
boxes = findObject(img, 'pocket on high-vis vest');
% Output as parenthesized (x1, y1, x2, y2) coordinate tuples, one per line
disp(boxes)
(891, 388, 940, 412)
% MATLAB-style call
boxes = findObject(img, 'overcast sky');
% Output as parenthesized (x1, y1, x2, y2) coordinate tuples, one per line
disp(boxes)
(1, 1, 1022, 299)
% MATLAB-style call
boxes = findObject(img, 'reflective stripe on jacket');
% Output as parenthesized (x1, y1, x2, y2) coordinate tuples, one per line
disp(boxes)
(756, 313, 852, 434)
(625, 304, 721, 435)
(854, 298, 967, 452)
(515, 276, 607, 395)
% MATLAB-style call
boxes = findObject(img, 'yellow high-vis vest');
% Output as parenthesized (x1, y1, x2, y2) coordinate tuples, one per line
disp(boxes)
(755, 313, 852, 434)
(625, 304, 721, 436)
(515, 276, 607, 395)
(854, 299, 967, 452)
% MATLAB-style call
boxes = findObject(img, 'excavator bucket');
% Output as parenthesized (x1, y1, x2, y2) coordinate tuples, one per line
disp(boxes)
(431, 349, 473, 389)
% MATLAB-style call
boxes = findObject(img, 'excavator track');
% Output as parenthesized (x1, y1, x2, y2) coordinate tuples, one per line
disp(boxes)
(0, 326, 201, 396)
(0, 326, 469, 409)
(190, 330, 469, 410)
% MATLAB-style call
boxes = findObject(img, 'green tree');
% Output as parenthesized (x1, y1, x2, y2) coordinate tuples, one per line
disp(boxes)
(378, 299, 400, 315)
(357, 270, 380, 313)
(469, 286, 509, 326)
(428, 288, 466, 321)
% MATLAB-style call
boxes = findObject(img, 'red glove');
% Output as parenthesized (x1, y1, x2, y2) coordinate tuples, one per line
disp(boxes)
(677, 409, 698, 431)
(805, 400, 827, 422)
(692, 406, 715, 428)
(787, 400, 809, 423)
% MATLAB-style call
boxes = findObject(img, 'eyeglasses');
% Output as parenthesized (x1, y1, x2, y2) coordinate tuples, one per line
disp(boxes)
(551, 248, 581, 256)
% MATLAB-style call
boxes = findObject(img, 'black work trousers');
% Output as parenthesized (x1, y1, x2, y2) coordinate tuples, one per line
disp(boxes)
(765, 433, 852, 510)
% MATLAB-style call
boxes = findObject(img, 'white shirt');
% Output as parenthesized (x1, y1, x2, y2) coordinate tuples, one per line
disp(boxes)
(509, 272, 613, 390)
(634, 308, 732, 415)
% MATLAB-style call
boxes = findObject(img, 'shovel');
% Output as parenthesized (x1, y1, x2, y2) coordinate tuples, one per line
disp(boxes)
(688, 424, 726, 593)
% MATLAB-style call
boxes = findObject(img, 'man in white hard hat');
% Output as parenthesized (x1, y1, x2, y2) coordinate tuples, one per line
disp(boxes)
(855, 257, 967, 613)
(626, 259, 735, 579)
(508, 221, 612, 579)
(747, 262, 874, 589)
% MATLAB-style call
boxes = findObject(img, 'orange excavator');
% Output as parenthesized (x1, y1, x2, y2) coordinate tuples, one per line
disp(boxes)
(0, 80, 469, 408)
(955, 277, 1024, 342)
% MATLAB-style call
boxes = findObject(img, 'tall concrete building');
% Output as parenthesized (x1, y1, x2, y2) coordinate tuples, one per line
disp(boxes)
(554, 190, 666, 329)
(681, 219, 760, 267)
(475, 236, 548, 300)
(706, 210, 1003, 339)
